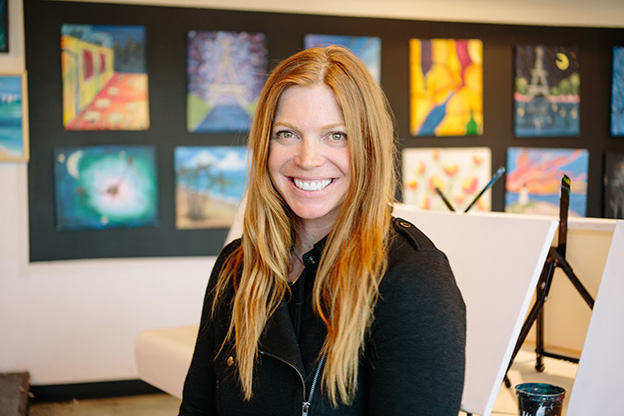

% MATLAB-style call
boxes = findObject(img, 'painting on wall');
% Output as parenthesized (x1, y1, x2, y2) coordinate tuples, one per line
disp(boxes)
(61, 24, 149, 131)
(604, 152, 624, 219)
(402, 147, 492, 212)
(187, 31, 267, 133)
(54, 145, 158, 230)
(409, 38, 483, 137)
(0, 0, 8, 53)
(0, 74, 29, 162)
(514, 45, 580, 137)
(611, 47, 624, 136)
(304, 34, 382, 82)
(505, 147, 588, 217)
(175, 146, 248, 229)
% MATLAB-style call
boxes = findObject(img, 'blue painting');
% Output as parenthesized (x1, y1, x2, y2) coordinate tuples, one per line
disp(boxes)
(505, 147, 588, 217)
(611, 47, 624, 136)
(187, 31, 267, 133)
(604, 152, 624, 218)
(54, 145, 159, 230)
(0, 75, 28, 162)
(304, 34, 382, 82)
(514, 45, 580, 137)
(175, 146, 248, 229)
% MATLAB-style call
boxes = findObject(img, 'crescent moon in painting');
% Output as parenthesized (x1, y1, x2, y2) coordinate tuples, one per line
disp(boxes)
(66, 150, 83, 179)
(555, 53, 570, 71)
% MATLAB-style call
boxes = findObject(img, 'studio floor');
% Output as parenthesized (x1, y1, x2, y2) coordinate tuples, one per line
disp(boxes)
(28, 348, 576, 416)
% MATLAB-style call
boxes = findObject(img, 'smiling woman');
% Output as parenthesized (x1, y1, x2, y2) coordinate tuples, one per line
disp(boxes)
(268, 83, 351, 243)
(179, 46, 466, 416)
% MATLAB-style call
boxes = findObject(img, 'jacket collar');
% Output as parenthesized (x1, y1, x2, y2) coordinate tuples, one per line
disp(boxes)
(258, 236, 328, 376)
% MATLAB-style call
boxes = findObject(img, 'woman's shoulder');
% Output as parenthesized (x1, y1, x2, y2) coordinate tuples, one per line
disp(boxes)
(390, 216, 439, 252)
(382, 216, 459, 295)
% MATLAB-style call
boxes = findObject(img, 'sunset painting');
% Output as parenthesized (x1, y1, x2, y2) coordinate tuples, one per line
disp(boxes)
(505, 147, 588, 216)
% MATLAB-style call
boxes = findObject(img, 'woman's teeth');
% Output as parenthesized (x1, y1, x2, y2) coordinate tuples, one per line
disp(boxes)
(294, 179, 332, 191)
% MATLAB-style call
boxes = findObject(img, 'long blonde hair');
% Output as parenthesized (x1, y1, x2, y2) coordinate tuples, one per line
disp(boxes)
(213, 45, 397, 406)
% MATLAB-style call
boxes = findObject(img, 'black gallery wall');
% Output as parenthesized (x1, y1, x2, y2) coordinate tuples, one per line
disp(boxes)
(24, 0, 624, 261)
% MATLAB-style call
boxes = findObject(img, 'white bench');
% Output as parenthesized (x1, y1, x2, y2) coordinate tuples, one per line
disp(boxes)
(135, 325, 198, 398)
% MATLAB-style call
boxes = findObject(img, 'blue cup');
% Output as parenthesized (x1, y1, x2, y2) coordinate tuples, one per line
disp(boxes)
(515, 383, 565, 416)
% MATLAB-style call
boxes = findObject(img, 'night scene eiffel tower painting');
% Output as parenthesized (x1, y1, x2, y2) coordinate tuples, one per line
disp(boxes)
(514, 45, 580, 137)
(187, 31, 267, 133)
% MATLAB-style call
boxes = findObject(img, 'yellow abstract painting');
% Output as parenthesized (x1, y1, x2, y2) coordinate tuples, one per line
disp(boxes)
(410, 38, 483, 136)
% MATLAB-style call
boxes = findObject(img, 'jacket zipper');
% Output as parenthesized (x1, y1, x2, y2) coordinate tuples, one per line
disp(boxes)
(302, 354, 325, 415)
(259, 350, 325, 416)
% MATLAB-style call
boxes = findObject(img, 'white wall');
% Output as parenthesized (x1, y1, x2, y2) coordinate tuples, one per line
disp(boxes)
(2, 0, 623, 386)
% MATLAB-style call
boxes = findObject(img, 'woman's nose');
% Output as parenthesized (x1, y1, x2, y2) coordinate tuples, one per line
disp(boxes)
(294, 139, 324, 169)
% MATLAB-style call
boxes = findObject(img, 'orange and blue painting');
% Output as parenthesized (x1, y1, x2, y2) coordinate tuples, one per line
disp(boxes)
(402, 147, 492, 211)
(187, 31, 267, 133)
(409, 38, 483, 136)
(54, 145, 158, 230)
(61, 24, 149, 131)
(505, 147, 588, 217)
(514, 45, 580, 137)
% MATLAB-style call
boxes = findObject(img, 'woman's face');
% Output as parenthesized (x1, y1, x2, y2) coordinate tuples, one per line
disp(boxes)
(268, 83, 351, 230)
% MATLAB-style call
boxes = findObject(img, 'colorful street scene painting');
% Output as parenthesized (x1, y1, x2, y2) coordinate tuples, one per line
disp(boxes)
(175, 146, 248, 229)
(505, 147, 588, 217)
(0, 74, 28, 162)
(54, 145, 158, 230)
(514, 45, 580, 137)
(409, 38, 483, 136)
(402, 147, 492, 212)
(611, 47, 624, 136)
(304, 34, 381, 82)
(604, 152, 624, 219)
(187, 31, 267, 133)
(61, 24, 149, 130)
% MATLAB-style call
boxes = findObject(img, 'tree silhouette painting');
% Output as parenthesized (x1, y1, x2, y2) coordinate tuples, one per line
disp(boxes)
(174, 146, 248, 229)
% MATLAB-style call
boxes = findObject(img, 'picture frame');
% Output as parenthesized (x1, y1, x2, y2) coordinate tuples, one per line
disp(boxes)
(0, 72, 29, 162)
(0, 0, 8, 53)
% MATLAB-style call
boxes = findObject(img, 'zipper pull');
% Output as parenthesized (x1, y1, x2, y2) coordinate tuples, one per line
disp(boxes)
(302, 401, 311, 415)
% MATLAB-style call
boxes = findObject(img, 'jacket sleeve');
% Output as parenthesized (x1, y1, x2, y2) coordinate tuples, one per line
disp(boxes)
(178, 240, 240, 416)
(364, 228, 466, 415)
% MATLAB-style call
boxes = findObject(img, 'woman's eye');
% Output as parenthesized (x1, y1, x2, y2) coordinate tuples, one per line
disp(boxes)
(275, 130, 295, 139)
(330, 132, 346, 141)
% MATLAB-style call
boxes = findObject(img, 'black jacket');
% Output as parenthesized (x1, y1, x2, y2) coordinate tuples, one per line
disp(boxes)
(179, 217, 466, 415)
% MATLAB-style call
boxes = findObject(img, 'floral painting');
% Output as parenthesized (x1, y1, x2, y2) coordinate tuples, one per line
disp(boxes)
(505, 147, 588, 217)
(54, 145, 158, 230)
(611, 47, 624, 136)
(0, 74, 28, 162)
(61, 25, 149, 130)
(604, 152, 624, 219)
(402, 147, 492, 211)
(304, 34, 381, 82)
(514, 45, 580, 137)
(175, 146, 248, 229)
(409, 38, 483, 136)
(187, 31, 267, 133)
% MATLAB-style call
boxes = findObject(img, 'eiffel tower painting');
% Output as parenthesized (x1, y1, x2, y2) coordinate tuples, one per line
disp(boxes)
(187, 31, 267, 133)
(513, 45, 580, 137)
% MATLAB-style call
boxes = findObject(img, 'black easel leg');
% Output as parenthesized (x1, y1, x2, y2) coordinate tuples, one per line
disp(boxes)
(535, 305, 545, 372)
(551, 250, 595, 309)
(503, 256, 555, 387)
